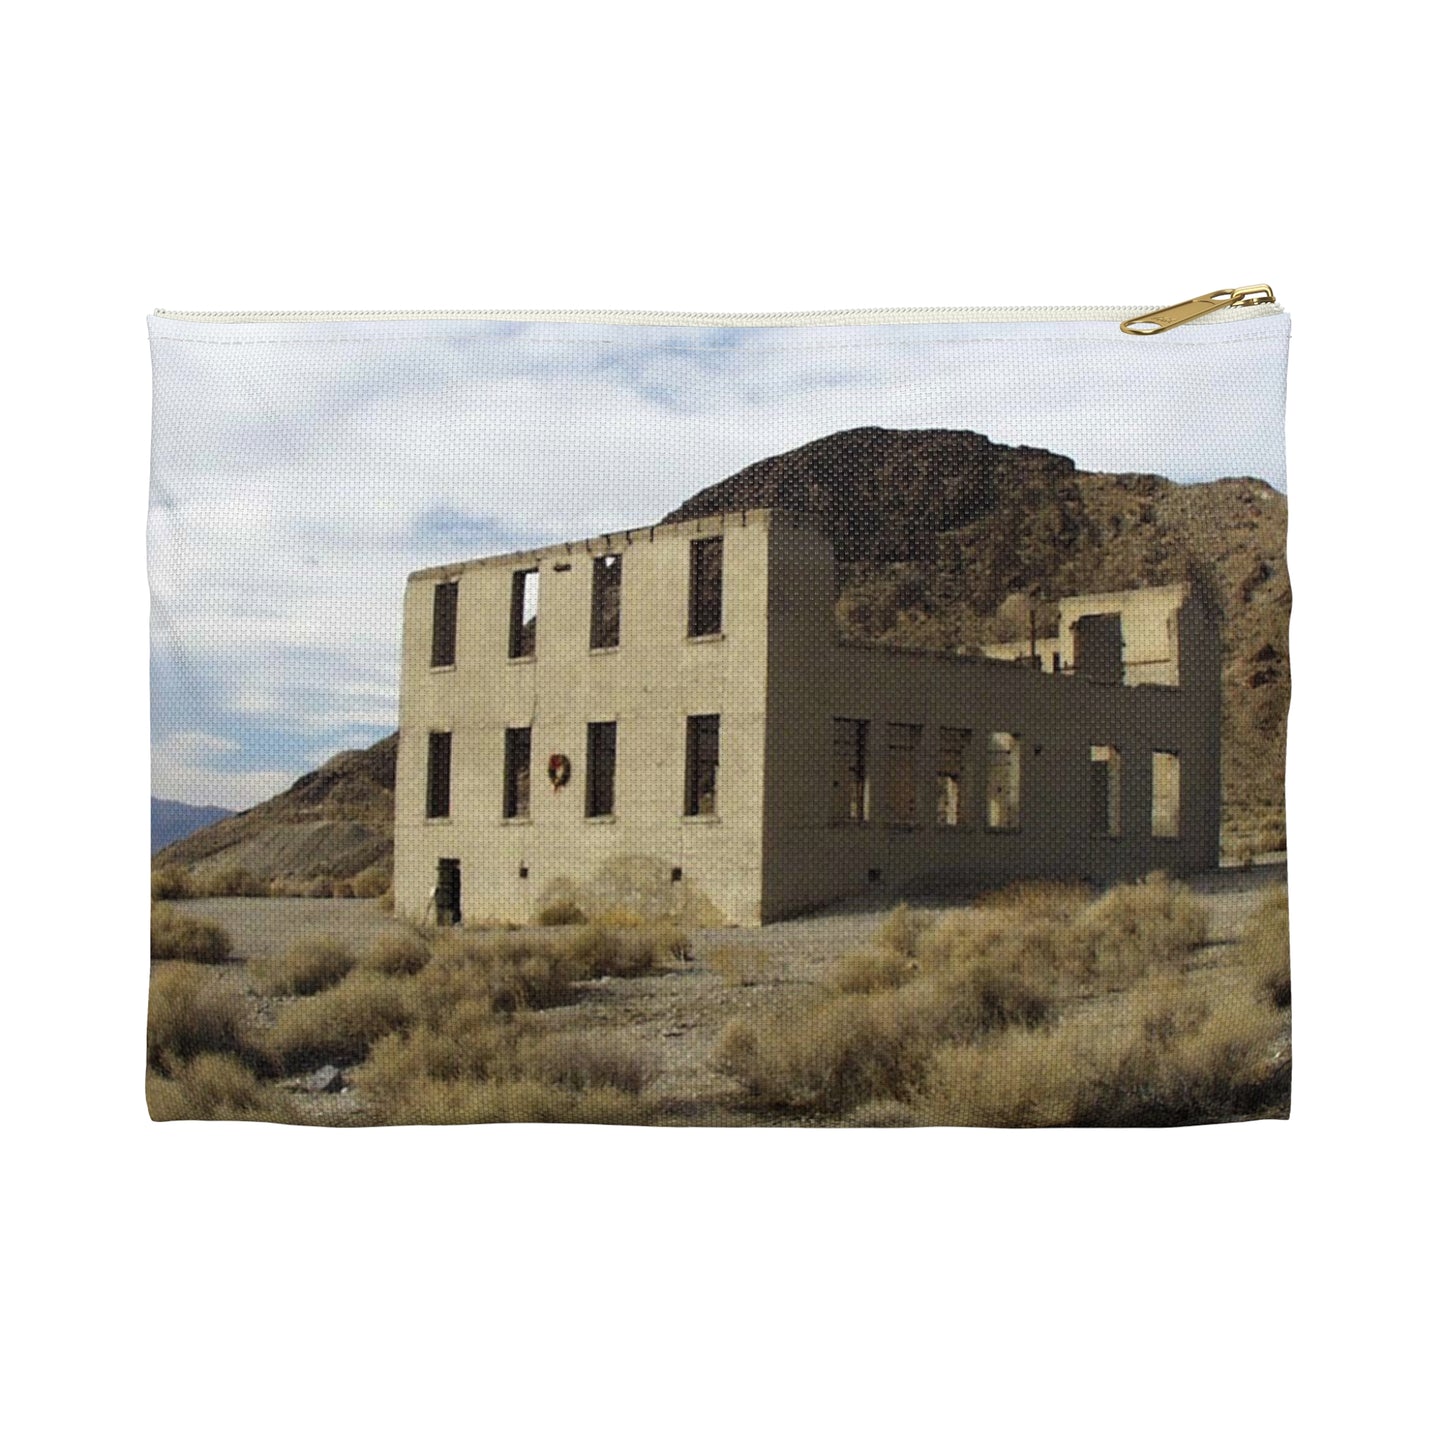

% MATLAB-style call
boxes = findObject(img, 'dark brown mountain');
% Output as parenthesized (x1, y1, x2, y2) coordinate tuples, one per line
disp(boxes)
(159, 427, 1287, 881)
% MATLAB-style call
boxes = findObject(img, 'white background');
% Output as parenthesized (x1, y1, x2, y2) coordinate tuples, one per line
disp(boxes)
(5, 3, 1439, 1442)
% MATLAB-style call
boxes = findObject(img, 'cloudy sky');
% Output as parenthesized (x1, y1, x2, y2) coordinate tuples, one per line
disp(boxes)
(149, 313, 1290, 809)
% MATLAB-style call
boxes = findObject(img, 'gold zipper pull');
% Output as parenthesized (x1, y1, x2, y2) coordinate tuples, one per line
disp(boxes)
(1120, 284, 1276, 335)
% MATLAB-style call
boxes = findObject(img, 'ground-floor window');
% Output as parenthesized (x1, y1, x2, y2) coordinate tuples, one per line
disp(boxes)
(830, 718, 869, 822)
(586, 720, 617, 817)
(986, 731, 1021, 831)
(1089, 744, 1122, 837)
(503, 726, 532, 818)
(684, 714, 720, 816)
(1152, 750, 1181, 838)
(936, 727, 971, 826)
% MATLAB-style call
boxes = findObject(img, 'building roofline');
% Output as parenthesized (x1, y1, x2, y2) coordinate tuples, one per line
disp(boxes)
(407, 506, 824, 582)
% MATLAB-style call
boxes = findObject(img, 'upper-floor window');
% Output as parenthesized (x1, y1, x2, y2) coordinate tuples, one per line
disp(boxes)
(687, 536, 724, 637)
(425, 730, 453, 819)
(590, 554, 623, 650)
(508, 568, 539, 659)
(430, 580, 459, 667)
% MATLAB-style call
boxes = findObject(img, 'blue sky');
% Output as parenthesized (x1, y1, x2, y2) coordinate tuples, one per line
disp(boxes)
(149, 314, 1290, 808)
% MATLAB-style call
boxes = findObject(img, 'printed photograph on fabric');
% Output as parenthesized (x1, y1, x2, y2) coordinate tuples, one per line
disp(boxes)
(148, 317, 1290, 1126)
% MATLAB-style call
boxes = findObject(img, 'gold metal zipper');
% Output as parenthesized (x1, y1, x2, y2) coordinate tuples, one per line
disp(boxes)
(1120, 285, 1276, 336)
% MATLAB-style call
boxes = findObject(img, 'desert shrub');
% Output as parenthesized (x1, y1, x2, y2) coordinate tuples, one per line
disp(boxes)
(520, 1032, 659, 1095)
(845, 1099, 920, 1128)
(875, 903, 927, 958)
(151, 866, 193, 901)
(1076, 873, 1208, 983)
(144, 1053, 296, 1121)
(148, 961, 248, 1067)
(708, 943, 772, 988)
(262, 971, 413, 1074)
(363, 930, 431, 977)
(150, 904, 231, 964)
(422, 935, 578, 1015)
(368, 1076, 648, 1126)
(1234, 888, 1290, 1007)
(250, 937, 356, 997)
(828, 948, 914, 995)
(350, 866, 391, 899)
(914, 975, 1289, 1128)
(716, 992, 933, 1113)
(357, 1012, 521, 1102)
(537, 900, 588, 926)
(193, 865, 269, 898)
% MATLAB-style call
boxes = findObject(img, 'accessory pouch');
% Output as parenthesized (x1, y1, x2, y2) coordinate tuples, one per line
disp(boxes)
(148, 292, 1291, 1127)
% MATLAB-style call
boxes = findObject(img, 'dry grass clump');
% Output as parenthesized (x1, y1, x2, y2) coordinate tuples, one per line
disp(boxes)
(368, 1076, 648, 1126)
(548, 922, 690, 978)
(151, 866, 193, 901)
(262, 972, 412, 1074)
(151, 904, 231, 964)
(873, 903, 927, 957)
(424, 934, 579, 1013)
(537, 900, 588, 926)
(709, 943, 772, 988)
(1076, 873, 1209, 982)
(146, 1053, 299, 1122)
(193, 864, 269, 898)
(250, 937, 356, 997)
(148, 961, 248, 1067)
(350, 866, 391, 899)
(362, 930, 431, 977)
(520, 1032, 659, 1096)
(1233, 887, 1290, 1007)
(827, 948, 914, 995)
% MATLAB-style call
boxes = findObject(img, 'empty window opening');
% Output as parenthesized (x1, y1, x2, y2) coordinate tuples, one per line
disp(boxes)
(425, 731, 452, 819)
(503, 726, 532, 819)
(430, 580, 459, 667)
(684, 714, 720, 816)
(586, 720, 618, 818)
(508, 568, 539, 659)
(590, 554, 623, 649)
(435, 858, 462, 927)
(831, 718, 870, 823)
(1089, 745, 1123, 837)
(687, 536, 724, 637)
(670, 866, 683, 883)
(1074, 613, 1125, 685)
(986, 732, 1021, 831)
(936, 727, 972, 827)
(883, 723, 921, 824)
(1152, 751, 1182, 838)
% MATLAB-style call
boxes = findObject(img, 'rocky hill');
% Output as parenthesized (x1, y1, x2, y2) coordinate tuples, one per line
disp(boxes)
(158, 427, 1288, 883)
(153, 733, 397, 885)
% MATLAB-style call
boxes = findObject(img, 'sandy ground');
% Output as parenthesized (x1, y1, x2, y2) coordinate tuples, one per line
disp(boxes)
(172, 863, 1285, 1121)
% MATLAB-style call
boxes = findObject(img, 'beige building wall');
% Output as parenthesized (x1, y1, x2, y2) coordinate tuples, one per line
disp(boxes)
(395, 510, 1221, 926)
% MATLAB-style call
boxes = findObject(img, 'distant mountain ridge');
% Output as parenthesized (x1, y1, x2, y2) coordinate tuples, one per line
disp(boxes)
(151, 799, 234, 854)
(157, 427, 1288, 880)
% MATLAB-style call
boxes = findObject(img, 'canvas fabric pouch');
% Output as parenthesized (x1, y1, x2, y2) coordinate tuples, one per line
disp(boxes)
(148, 289, 1291, 1127)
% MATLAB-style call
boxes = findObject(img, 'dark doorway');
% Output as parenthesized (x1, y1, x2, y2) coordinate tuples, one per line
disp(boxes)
(1074, 613, 1125, 685)
(435, 858, 462, 926)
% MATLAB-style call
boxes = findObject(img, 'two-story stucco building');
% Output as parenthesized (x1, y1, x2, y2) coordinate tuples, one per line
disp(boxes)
(393, 509, 1221, 926)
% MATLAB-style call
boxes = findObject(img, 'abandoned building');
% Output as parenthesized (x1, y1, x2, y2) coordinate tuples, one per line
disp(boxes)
(394, 510, 1221, 926)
